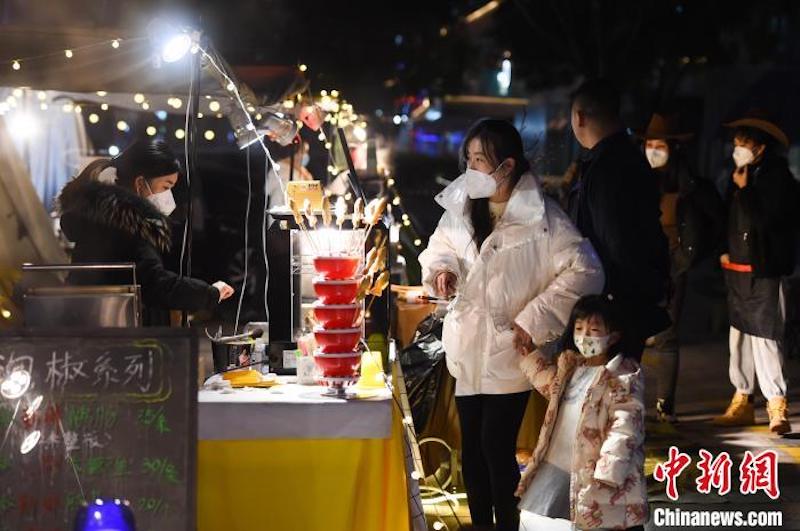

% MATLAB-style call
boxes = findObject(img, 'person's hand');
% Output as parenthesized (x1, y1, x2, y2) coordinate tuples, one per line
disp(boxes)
(212, 281, 235, 302)
(720, 253, 730, 266)
(733, 167, 748, 189)
(434, 271, 457, 298)
(512, 323, 535, 356)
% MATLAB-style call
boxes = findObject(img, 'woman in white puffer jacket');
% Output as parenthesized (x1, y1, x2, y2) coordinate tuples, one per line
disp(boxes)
(418, 119, 604, 531)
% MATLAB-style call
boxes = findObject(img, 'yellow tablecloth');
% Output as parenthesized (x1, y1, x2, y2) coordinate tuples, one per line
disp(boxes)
(198, 408, 411, 531)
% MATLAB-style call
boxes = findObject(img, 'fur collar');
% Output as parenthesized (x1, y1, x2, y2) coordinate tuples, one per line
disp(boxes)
(57, 178, 172, 252)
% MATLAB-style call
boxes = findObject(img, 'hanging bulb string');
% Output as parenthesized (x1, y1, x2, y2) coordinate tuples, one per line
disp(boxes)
(1, 37, 143, 67)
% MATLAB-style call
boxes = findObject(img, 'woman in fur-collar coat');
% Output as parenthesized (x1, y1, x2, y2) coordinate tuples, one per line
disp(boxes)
(57, 140, 234, 325)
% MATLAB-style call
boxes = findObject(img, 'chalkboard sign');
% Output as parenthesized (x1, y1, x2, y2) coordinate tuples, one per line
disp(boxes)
(0, 328, 197, 531)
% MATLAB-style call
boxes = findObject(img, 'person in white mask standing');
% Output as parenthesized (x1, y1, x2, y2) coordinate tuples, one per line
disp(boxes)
(712, 111, 799, 434)
(516, 295, 647, 531)
(419, 119, 604, 531)
(58, 140, 234, 325)
(640, 113, 725, 423)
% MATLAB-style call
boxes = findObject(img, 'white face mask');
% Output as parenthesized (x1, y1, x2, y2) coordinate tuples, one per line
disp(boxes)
(463, 164, 505, 199)
(145, 180, 176, 216)
(646, 147, 669, 169)
(732, 146, 755, 168)
(573, 333, 611, 358)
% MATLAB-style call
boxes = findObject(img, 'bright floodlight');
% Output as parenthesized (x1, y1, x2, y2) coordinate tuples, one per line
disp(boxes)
(162, 33, 192, 63)
(8, 113, 38, 140)
(1, 369, 31, 399)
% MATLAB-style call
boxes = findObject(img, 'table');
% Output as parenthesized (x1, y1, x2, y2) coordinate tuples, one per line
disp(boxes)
(197, 381, 413, 531)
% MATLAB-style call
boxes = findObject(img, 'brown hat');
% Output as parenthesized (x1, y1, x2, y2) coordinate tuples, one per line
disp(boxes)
(724, 109, 789, 148)
(639, 113, 693, 141)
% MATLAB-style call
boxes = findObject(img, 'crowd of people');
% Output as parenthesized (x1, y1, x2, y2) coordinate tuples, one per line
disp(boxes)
(419, 79, 800, 531)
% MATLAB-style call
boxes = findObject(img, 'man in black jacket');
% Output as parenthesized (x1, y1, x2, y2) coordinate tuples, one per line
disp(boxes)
(567, 80, 671, 361)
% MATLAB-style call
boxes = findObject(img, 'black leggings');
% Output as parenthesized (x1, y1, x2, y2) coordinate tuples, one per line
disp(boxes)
(455, 391, 530, 531)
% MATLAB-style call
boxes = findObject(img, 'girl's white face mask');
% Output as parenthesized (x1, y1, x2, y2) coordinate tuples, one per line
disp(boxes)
(646, 148, 669, 169)
(145, 180, 177, 216)
(573, 333, 611, 358)
(463, 164, 506, 199)
(732, 146, 755, 168)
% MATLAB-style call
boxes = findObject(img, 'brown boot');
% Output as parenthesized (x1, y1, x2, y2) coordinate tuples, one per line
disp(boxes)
(767, 397, 792, 435)
(711, 392, 755, 426)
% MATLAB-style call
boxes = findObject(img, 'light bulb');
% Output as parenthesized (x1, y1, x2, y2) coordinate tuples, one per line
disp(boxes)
(96, 90, 107, 97)
(111, 39, 120, 49)
(299, 64, 308, 72)
(134, 93, 145, 104)
(12, 60, 20, 70)
(204, 130, 215, 141)
(208, 101, 220, 112)
(88, 113, 99, 124)
(64, 49, 73, 58)
(116, 120, 129, 132)
(175, 129, 186, 140)
(100, 103, 109, 111)
(146, 126, 157, 136)
(108, 145, 120, 156)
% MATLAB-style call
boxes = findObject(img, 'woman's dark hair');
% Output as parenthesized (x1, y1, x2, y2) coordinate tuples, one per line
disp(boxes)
(72, 140, 180, 190)
(732, 126, 778, 156)
(558, 294, 629, 358)
(649, 139, 694, 194)
(459, 118, 531, 250)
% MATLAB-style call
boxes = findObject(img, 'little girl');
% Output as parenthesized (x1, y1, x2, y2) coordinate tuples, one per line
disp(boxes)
(516, 295, 647, 531)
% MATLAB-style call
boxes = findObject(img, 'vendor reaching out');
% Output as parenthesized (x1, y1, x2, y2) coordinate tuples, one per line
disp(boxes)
(57, 140, 234, 325)
(418, 118, 604, 531)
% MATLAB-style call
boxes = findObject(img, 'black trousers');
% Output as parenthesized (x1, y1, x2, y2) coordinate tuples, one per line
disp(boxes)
(455, 391, 530, 531)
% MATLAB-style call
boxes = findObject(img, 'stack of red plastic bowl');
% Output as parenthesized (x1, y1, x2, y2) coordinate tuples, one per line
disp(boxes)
(312, 255, 363, 387)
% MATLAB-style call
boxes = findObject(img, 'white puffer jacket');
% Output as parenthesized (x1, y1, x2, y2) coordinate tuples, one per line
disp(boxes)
(418, 173, 605, 396)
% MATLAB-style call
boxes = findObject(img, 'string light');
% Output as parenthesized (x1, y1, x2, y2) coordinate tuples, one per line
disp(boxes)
(12, 60, 20, 70)
(392, 197, 401, 206)
(175, 128, 186, 139)
(133, 93, 145, 103)
(100, 103, 109, 111)
(88, 113, 99, 124)
(414, 239, 422, 247)
(387, 178, 395, 186)
(146, 126, 157, 136)
(116, 120, 129, 132)
(96, 90, 107, 97)
(108, 145, 120, 156)
(111, 39, 120, 49)
(64, 49, 73, 58)
(62, 103, 73, 113)
(204, 130, 215, 141)
(37, 91, 46, 100)
(197, 112, 204, 118)
(208, 100, 220, 112)
(74, 105, 82, 114)
(12, 88, 22, 98)
(141, 102, 150, 110)
(299, 64, 308, 72)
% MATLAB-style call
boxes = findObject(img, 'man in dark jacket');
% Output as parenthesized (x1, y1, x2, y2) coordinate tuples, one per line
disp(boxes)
(712, 112, 799, 435)
(567, 79, 671, 361)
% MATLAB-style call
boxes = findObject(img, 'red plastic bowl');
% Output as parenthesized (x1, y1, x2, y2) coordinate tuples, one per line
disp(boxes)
(313, 303, 361, 329)
(313, 255, 361, 280)
(313, 278, 360, 305)
(313, 327, 362, 353)
(313, 352, 362, 378)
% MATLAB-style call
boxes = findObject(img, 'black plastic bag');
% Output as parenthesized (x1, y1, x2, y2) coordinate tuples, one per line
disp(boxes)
(399, 314, 445, 431)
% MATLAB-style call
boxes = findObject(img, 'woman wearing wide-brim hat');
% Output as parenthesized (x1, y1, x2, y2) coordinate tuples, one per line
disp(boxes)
(712, 110, 799, 435)
(639, 113, 726, 423)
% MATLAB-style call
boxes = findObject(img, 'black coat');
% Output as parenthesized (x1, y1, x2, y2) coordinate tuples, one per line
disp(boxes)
(57, 179, 220, 325)
(656, 160, 726, 274)
(568, 131, 671, 339)
(725, 154, 799, 278)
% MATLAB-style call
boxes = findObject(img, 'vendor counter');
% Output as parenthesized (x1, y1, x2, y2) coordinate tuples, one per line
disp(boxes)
(197, 381, 415, 531)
